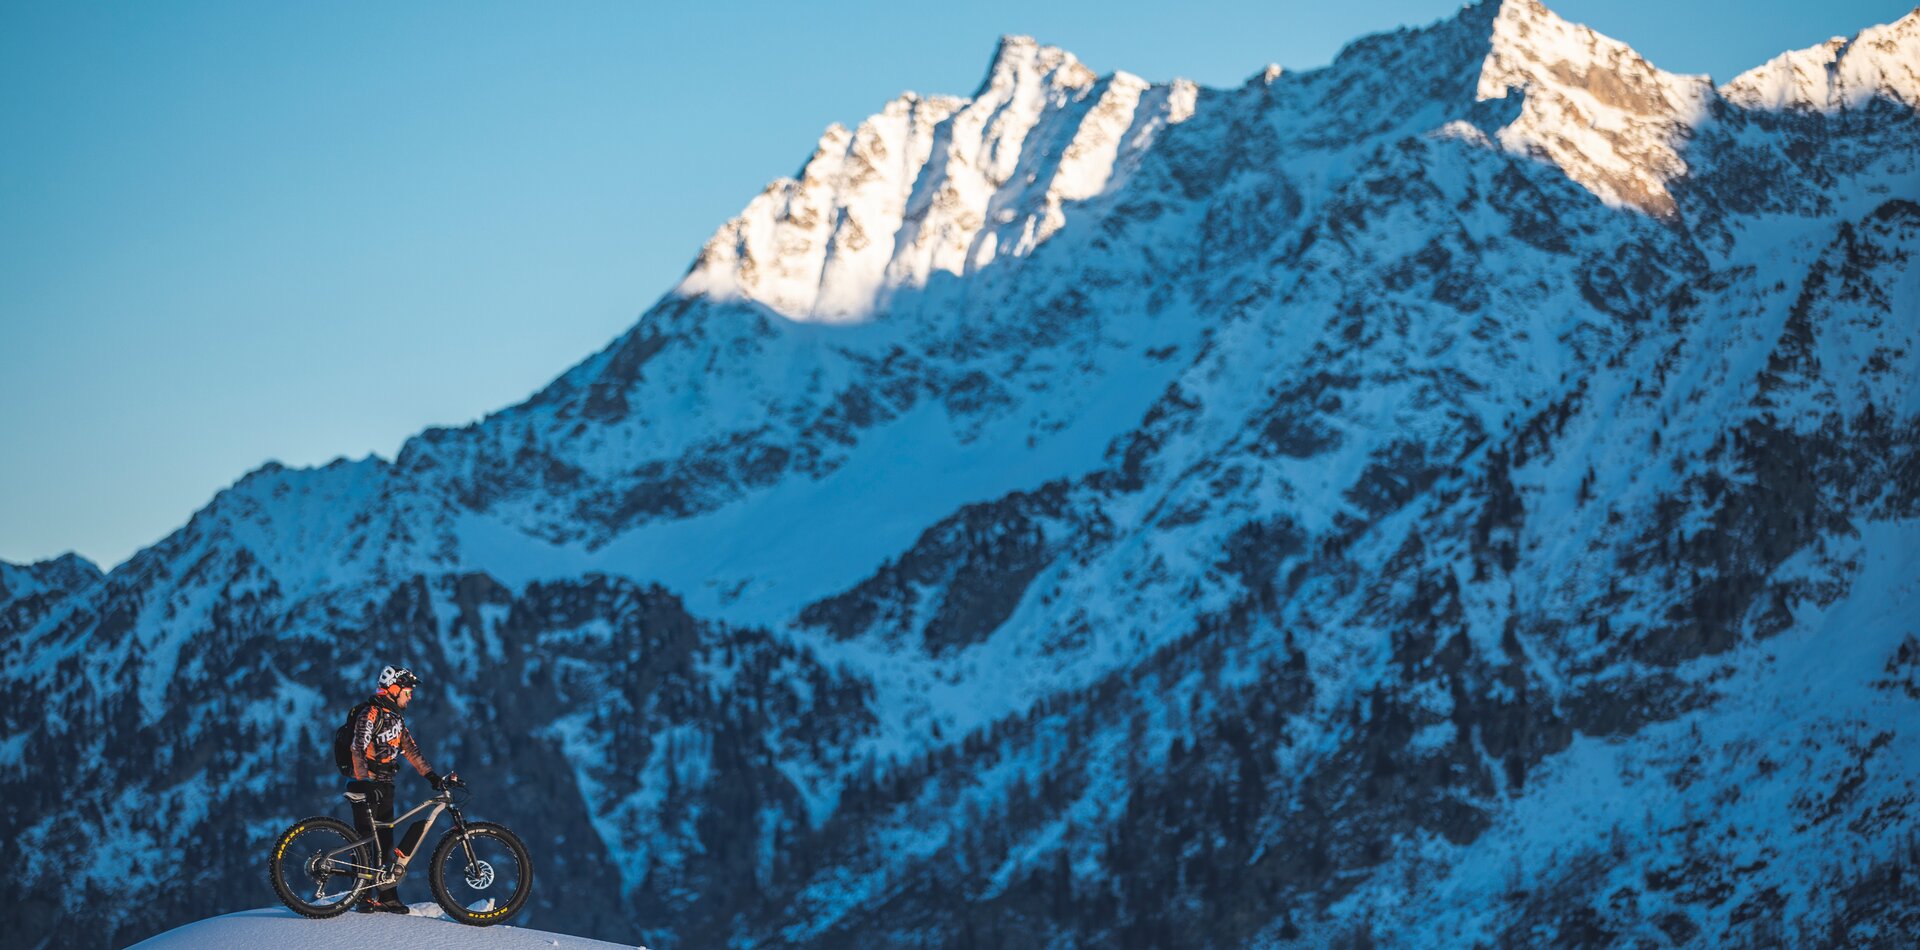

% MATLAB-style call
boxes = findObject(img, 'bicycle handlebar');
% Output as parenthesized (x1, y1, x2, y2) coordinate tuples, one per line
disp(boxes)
(434, 774, 471, 805)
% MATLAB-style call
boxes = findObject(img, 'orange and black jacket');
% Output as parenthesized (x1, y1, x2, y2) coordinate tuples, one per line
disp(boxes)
(350, 693, 436, 783)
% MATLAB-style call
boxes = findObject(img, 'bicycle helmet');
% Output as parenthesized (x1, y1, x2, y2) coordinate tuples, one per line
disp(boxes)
(378, 665, 421, 690)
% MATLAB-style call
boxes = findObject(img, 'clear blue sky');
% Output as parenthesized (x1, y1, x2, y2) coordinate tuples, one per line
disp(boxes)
(1, 0, 1908, 569)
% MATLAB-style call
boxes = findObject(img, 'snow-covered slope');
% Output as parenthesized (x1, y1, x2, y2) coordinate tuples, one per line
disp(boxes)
(127, 906, 634, 950)
(6, 1, 1920, 947)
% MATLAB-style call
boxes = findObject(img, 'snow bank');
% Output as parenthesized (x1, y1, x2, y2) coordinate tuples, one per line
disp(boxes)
(125, 906, 638, 950)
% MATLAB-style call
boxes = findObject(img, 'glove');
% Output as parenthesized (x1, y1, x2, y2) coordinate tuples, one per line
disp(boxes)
(426, 772, 445, 791)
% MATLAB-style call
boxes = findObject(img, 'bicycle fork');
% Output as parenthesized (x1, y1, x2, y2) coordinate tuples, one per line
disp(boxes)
(450, 807, 482, 870)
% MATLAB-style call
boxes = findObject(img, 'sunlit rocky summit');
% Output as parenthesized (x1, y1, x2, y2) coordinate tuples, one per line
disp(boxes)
(5, 0, 1918, 945)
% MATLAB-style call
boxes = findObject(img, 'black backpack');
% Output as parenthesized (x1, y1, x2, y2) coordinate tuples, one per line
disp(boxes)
(332, 702, 372, 777)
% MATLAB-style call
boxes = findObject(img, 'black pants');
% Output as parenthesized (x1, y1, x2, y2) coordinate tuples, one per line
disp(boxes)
(347, 779, 399, 902)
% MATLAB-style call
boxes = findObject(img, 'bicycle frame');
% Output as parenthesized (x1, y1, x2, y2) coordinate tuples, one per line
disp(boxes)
(320, 790, 470, 884)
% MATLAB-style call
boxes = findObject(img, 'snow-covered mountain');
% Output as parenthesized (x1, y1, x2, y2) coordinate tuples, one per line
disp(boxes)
(6, 1, 1920, 946)
(1, 554, 101, 640)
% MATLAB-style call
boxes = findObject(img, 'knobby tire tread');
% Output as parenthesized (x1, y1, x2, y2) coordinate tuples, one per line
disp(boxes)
(267, 815, 368, 919)
(428, 822, 533, 927)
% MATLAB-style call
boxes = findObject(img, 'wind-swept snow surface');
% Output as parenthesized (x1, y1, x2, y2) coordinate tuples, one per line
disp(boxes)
(126, 907, 635, 950)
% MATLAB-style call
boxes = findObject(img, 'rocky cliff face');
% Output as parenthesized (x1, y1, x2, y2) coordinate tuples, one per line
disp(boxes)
(6, 1, 1920, 946)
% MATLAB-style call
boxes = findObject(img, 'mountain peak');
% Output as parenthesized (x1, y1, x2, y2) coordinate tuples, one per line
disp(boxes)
(15, 4, 1920, 948)
(1721, 8, 1920, 111)
(0, 551, 102, 612)
(676, 32, 1186, 322)
(1472, 0, 1715, 215)
(975, 34, 1097, 98)
(1476, 0, 1710, 107)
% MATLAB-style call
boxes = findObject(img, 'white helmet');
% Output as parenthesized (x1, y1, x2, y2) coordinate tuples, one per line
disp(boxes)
(378, 665, 420, 690)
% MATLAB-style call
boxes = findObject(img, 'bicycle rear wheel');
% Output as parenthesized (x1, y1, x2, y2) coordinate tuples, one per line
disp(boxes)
(267, 816, 373, 918)
(429, 822, 533, 926)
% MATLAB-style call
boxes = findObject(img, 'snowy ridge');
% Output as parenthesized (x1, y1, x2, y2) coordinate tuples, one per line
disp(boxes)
(0, 553, 101, 613)
(1723, 7, 1920, 112)
(0, 553, 102, 677)
(6, 2, 1920, 947)
(1475, 0, 1714, 215)
(679, 35, 1197, 322)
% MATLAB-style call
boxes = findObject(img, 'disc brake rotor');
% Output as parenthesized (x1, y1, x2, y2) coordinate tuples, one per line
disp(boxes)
(464, 859, 495, 890)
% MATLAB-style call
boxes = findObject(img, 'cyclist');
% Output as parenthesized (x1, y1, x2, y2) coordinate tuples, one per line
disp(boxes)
(345, 665, 455, 913)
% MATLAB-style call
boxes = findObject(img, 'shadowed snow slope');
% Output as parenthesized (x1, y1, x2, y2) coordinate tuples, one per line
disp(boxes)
(126, 906, 634, 950)
(8, 0, 1920, 947)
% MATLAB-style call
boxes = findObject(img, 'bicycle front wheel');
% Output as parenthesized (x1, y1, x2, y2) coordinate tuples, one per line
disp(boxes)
(429, 822, 533, 926)
(267, 816, 373, 918)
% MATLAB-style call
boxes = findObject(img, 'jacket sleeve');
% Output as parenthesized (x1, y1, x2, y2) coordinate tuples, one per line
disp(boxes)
(350, 705, 376, 782)
(400, 724, 436, 778)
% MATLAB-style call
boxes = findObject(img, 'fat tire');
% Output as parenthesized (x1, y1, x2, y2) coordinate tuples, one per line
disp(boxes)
(429, 822, 533, 926)
(268, 815, 370, 919)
